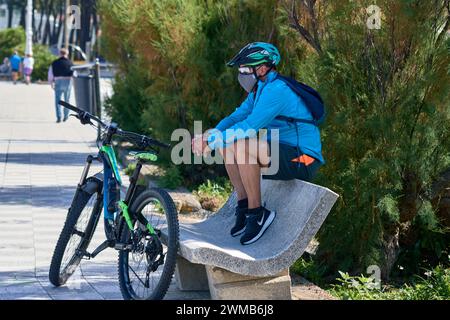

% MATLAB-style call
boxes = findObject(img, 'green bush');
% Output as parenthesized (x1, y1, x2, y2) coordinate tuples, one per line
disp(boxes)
(123, 163, 136, 177)
(290, 256, 328, 287)
(100, 0, 450, 279)
(0, 27, 25, 60)
(0, 27, 56, 82)
(194, 178, 233, 211)
(195, 178, 233, 200)
(31, 44, 56, 81)
(104, 63, 153, 134)
(285, 0, 450, 279)
(330, 264, 450, 300)
(157, 166, 183, 190)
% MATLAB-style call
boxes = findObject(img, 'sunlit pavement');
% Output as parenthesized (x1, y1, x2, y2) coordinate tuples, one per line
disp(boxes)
(0, 81, 208, 300)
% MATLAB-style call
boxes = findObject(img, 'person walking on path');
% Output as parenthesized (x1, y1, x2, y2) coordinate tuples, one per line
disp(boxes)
(48, 48, 73, 123)
(10, 51, 22, 84)
(23, 54, 34, 85)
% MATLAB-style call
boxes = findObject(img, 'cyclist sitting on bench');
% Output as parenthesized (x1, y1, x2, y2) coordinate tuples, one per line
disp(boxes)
(192, 42, 324, 245)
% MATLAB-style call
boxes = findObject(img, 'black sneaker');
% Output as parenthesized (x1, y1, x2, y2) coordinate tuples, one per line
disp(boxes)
(56, 119, 61, 123)
(230, 206, 247, 237)
(240, 207, 276, 245)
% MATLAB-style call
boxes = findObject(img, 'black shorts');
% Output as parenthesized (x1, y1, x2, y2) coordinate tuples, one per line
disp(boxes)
(262, 143, 321, 182)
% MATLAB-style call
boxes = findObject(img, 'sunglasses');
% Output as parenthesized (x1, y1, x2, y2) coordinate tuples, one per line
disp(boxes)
(238, 66, 254, 74)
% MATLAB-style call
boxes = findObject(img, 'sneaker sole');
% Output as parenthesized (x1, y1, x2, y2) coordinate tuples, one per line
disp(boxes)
(231, 226, 246, 237)
(241, 211, 276, 245)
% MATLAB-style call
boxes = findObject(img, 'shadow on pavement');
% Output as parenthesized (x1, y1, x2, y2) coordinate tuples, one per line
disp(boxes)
(1, 152, 93, 166)
(0, 185, 77, 208)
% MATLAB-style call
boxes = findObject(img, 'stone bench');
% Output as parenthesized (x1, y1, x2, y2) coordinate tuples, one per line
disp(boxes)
(171, 178, 339, 300)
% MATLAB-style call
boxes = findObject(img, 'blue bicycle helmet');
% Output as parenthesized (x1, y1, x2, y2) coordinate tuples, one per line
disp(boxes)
(227, 42, 281, 67)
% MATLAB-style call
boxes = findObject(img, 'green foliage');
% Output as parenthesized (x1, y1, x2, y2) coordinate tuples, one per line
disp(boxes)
(330, 264, 450, 300)
(104, 64, 153, 134)
(123, 163, 136, 177)
(195, 178, 233, 200)
(298, 0, 450, 277)
(31, 44, 56, 81)
(99, 0, 450, 279)
(193, 177, 233, 211)
(290, 256, 328, 287)
(0, 27, 25, 59)
(0, 27, 55, 81)
(99, 0, 280, 180)
(158, 166, 183, 190)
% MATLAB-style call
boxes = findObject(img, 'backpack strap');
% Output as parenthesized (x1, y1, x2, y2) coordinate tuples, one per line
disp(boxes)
(275, 115, 318, 126)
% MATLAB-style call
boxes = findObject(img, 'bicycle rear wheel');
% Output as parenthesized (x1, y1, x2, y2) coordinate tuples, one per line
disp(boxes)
(49, 178, 102, 286)
(118, 188, 179, 300)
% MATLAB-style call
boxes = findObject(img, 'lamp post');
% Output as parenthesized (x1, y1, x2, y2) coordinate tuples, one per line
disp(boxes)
(64, 0, 70, 50)
(25, 0, 33, 56)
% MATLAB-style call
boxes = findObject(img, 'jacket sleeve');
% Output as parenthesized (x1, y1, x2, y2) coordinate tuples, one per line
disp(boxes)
(215, 94, 254, 131)
(208, 84, 288, 150)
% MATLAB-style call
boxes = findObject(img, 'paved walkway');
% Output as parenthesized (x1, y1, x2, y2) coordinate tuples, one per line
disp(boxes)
(0, 81, 208, 300)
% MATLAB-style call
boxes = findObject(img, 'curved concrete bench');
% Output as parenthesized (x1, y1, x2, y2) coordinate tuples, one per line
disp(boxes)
(172, 179, 339, 299)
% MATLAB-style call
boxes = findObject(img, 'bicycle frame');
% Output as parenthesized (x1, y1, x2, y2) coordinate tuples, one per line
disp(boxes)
(78, 140, 158, 244)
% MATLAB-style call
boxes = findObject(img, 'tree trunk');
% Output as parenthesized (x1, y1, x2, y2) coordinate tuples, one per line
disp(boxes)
(19, 5, 26, 29)
(381, 226, 400, 281)
(36, 0, 45, 43)
(50, 4, 58, 44)
(7, 2, 13, 28)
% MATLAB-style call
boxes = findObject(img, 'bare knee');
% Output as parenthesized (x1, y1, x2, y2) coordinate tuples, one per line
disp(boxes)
(218, 144, 237, 165)
(234, 138, 270, 166)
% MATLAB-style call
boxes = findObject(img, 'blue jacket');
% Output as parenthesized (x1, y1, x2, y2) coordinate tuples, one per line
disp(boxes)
(207, 71, 324, 164)
(10, 54, 22, 71)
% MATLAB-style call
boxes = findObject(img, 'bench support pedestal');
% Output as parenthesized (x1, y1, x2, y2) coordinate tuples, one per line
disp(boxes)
(175, 256, 292, 300)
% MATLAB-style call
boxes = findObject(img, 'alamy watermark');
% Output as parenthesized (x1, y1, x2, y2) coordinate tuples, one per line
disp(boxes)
(366, 5, 382, 30)
(171, 121, 281, 176)
(66, 5, 81, 30)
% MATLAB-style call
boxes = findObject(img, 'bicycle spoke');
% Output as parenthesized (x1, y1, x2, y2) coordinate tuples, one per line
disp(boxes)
(59, 195, 95, 276)
(128, 265, 147, 287)
(120, 193, 177, 300)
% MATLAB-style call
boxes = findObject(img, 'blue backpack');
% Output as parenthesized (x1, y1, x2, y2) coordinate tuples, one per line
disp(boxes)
(274, 74, 325, 126)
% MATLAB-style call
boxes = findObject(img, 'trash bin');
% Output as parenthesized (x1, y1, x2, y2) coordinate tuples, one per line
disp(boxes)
(72, 73, 95, 114)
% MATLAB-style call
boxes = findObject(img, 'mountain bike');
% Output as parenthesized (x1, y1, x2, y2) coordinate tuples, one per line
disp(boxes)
(49, 100, 179, 300)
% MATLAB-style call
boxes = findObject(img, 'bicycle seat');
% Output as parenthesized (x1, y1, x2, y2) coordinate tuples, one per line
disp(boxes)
(128, 151, 158, 163)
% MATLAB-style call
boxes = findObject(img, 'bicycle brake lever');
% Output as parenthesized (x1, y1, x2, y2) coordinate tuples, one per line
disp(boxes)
(79, 112, 93, 125)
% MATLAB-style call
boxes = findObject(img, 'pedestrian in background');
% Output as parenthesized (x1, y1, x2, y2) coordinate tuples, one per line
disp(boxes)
(23, 54, 34, 85)
(0, 57, 10, 75)
(10, 51, 21, 85)
(48, 48, 73, 123)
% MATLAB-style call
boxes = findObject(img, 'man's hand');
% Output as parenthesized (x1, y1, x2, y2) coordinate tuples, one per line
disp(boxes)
(192, 134, 211, 156)
(51, 82, 55, 90)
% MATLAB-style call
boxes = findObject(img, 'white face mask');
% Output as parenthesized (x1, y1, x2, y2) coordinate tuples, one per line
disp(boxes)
(238, 73, 257, 93)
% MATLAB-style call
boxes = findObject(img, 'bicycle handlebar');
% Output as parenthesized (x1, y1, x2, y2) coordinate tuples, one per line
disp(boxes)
(117, 129, 171, 149)
(58, 100, 170, 149)
(59, 100, 107, 127)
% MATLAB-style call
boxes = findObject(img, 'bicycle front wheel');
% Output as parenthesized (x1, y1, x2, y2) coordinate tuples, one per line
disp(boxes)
(118, 188, 179, 300)
(49, 178, 102, 286)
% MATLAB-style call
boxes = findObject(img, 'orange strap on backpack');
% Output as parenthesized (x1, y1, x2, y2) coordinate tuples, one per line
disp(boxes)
(291, 154, 315, 166)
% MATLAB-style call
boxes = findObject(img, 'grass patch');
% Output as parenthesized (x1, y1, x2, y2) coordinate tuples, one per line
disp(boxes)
(194, 178, 233, 211)
(330, 264, 450, 300)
